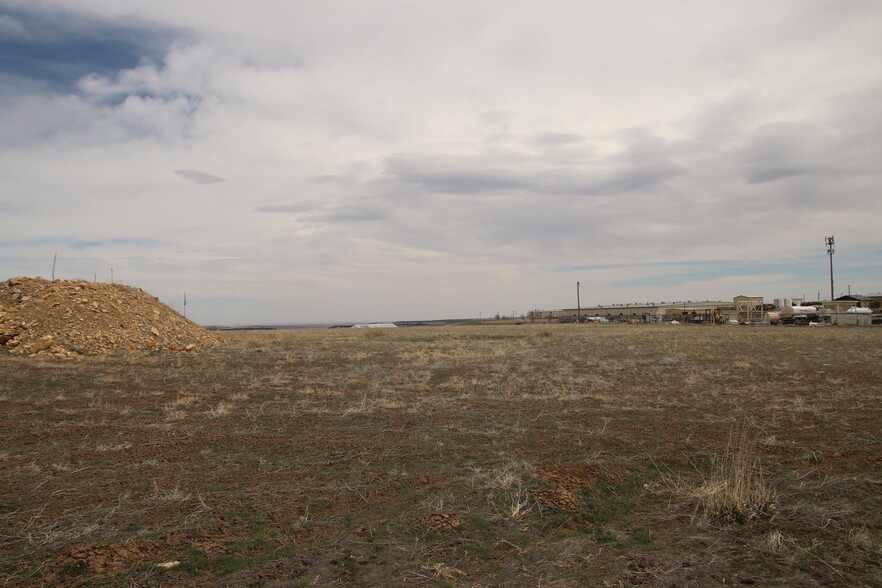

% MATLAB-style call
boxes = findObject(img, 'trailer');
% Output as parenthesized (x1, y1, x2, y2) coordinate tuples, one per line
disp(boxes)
(780, 305, 819, 324)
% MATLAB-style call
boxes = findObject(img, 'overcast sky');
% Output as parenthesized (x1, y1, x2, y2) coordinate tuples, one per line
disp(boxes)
(1, 0, 880, 324)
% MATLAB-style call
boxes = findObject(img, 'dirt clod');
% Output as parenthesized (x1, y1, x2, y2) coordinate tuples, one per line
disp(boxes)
(423, 513, 463, 531)
(55, 543, 151, 574)
(535, 463, 631, 490)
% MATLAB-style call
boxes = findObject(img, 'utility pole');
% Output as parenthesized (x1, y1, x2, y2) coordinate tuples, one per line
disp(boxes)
(825, 236, 835, 301)
(576, 282, 581, 323)
(51, 252, 57, 281)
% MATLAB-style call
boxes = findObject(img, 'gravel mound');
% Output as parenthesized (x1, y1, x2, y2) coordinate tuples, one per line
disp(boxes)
(0, 277, 222, 358)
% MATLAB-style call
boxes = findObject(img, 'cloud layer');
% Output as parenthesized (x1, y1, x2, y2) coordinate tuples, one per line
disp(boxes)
(1, 0, 880, 323)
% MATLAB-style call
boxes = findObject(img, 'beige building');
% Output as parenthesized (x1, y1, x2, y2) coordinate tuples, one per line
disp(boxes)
(733, 295, 764, 322)
(556, 301, 733, 323)
(823, 295, 878, 312)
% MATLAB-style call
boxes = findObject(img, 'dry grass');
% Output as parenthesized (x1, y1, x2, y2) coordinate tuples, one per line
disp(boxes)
(697, 423, 778, 524)
(1, 323, 880, 586)
(207, 401, 232, 418)
(763, 529, 791, 552)
(94, 442, 132, 452)
(150, 480, 191, 503)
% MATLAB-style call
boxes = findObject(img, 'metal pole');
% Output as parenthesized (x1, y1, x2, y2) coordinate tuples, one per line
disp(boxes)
(826, 236, 834, 301)
(576, 282, 581, 322)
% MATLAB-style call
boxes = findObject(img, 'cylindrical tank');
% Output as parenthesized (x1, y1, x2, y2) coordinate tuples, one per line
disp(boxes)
(846, 307, 872, 314)
(764, 312, 781, 323)
(782, 305, 817, 317)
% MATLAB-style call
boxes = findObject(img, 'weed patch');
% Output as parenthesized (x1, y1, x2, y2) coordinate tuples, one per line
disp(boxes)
(697, 424, 777, 525)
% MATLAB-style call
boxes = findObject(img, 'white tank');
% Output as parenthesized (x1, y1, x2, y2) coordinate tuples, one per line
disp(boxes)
(846, 307, 872, 314)
(782, 305, 817, 317)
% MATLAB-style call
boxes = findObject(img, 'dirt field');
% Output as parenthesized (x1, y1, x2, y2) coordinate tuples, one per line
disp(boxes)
(1, 324, 880, 586)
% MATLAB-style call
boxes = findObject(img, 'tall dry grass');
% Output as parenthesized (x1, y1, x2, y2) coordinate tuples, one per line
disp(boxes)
(697, 423, 777, 524)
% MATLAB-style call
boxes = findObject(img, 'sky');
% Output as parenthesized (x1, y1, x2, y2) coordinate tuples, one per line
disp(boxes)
(1, 0, 881, 325)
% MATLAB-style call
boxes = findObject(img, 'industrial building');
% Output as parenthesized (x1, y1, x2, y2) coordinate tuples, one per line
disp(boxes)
(532, 293, 879, 325)
(538, 300, 735, 324)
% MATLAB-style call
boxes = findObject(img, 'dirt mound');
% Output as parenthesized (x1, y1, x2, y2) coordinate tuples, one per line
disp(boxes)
(53, 543, 155, 575)
(527, 488, 583, 510)
(0, 276, 222, 358)
(529, 463, 639, 510)
(422, 513, 463, 531)
(535, 463, 631, 491)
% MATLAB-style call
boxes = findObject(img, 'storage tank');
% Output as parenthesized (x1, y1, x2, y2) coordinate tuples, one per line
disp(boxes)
(764, 311, 781, 324)
(782, 305, 818, 317)
(846, 307, 872, 314)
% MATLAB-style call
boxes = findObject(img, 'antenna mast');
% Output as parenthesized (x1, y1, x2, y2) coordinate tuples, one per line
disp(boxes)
(825, 236, 834, 301)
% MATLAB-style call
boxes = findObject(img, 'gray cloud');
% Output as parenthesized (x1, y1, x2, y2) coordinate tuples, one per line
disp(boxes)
(308, 174, 339, 184)
(254, 204, 313, 214)
(307, 204, 389, 224)
(531, 132, 582, 147)
(383, 129, 682, 197)
(739, 122, 824, 184)
(254, 201, 388, 224)
(383, 154, 527, 194)
(550, 163, 682, 196)
(0, 14, 31, 40)
(174, 169, 225, 184)
(0, 4, 182, 90)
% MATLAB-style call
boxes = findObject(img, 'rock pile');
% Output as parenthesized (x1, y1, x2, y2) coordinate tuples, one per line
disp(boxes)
(0, 277, 222, 358)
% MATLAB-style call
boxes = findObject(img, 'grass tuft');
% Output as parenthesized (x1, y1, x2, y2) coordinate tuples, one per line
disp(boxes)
(698, 424, 777, 524)
(208, 401, 232, 418)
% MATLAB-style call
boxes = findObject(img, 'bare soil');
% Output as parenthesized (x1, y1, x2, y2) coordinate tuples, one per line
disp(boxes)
(1, 324, 880, 586)
(0, 277, 221, 357)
